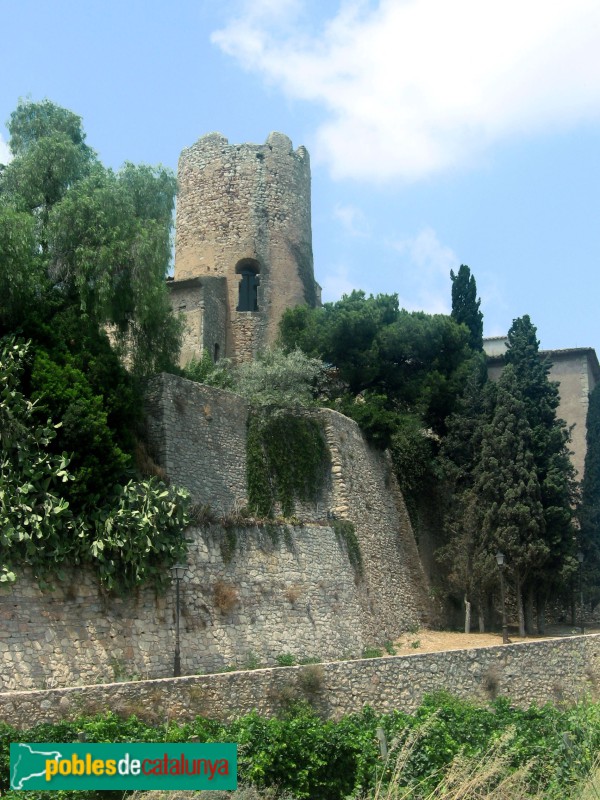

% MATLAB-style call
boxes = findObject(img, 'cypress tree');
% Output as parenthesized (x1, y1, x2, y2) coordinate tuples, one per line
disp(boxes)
(450, 264, 484, 351)
(475, 366, 548, 637)
(580, 383, 600, 608)
(438, 355, 496, 632)
(504, 316, 576, 631)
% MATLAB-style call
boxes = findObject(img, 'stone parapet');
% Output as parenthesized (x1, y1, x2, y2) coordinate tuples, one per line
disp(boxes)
(1, 635, 598, 728)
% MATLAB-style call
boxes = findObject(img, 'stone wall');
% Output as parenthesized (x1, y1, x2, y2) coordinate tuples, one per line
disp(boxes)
(144, 374, 436, 636)
(0, 376, 435, 692)
(144, 374, 249, 514)
(167, 277, 228, 367)
(174, 131, 316, 362)
(320, 409, 436, 634)
(2, 635, 598, 729)
(0, 523, 368, 692)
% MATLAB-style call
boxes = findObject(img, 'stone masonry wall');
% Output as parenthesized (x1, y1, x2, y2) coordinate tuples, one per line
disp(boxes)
(0, 523, 370, 692)
(174, 132, 315, 362)
(145, 373, 249, 514)
(0, 376, 434, 693)
(2, 635, 598, 728)
(144, 375, 436, 637)
(320, 409, 436, 635)
(168, 277, 228, 367)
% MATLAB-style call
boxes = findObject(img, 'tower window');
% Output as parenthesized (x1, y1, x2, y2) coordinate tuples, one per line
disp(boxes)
(235, 259, 260, 312)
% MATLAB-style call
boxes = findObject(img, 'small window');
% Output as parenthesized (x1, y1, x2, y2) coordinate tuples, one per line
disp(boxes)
(235, 259, 260, 312)
(214, 343, 220, 362)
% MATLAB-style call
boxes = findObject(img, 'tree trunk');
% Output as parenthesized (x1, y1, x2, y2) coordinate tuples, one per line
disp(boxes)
(516, 570, 525, 637)
(464, 596, 471, 634)
(487, 593, 495, 633)
(524, 582, 534, 635)
(478, 603, 485, 633)
(537, 596, 546, 635)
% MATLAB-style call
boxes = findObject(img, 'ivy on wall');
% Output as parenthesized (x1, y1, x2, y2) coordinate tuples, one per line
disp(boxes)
(247, 412, 328, 518)
(333, 519, 363, 579)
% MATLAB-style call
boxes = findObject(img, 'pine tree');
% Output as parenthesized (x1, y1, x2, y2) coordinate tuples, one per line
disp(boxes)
(450, 264, 483, 351)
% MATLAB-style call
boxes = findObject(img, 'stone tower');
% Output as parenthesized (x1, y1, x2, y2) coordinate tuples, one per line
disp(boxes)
(171, 131, 319, 365)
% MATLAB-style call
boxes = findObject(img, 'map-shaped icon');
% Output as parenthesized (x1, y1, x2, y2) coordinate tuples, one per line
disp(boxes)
(11, 743, 63, 789)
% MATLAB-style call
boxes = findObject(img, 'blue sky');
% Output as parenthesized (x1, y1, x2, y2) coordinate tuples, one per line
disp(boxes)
(1, 0, 599, 351)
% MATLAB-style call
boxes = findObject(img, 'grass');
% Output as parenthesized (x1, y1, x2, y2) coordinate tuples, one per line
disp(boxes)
(125, 730, 600, 800)
(126, 752, 600, 800)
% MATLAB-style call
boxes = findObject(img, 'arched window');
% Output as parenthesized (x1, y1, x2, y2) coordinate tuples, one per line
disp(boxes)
(235, 259, 260, 312)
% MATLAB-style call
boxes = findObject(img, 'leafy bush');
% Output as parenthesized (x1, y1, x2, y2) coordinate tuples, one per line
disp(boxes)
(1, 694, 600, 799)
(0, 337, 190, 593)
(362, 647, 384, 659)
(276, 653, 296, 667)
(0, 338, 82, 584)
(85, 478, 190, 594)
(235, 347, 326, 411)
(182, 349, 234, 390)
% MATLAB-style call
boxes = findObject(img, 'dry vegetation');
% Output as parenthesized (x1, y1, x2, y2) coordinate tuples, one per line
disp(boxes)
(127, 749, 600, 800)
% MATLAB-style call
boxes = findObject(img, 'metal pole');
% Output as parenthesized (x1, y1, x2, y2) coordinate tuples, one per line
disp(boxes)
(174, 574, 181, 677)
(500, 566, 508, 644)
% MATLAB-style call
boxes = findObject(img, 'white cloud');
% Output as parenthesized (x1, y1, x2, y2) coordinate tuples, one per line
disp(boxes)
(212, 0, 600, 181)
(0, 135, 12, 165)
(332, 203, 370, 237)
(320, 263, 366, 302)
(391, 226, 456, 313)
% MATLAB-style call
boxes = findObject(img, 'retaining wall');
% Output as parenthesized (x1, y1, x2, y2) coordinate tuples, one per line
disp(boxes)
(1, 635, 598, 729)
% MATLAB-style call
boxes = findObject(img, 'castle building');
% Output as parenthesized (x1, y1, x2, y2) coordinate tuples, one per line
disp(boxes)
(170, 132, 320, 365)
(168, 129, 598, 481)
(484, 337, 600, 480)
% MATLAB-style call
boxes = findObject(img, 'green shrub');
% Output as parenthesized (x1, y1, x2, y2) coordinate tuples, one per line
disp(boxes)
(362, 647, 384, 659)
(276, 653, 296, 667)
(182, 349, 234, 390)
(2, 695, 600, 799)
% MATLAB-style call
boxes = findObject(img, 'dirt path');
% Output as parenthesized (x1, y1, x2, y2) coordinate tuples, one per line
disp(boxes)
(390, 625, 600, 655)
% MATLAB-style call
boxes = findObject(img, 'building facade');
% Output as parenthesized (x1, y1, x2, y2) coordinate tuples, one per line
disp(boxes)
(484, 336, 600, 480)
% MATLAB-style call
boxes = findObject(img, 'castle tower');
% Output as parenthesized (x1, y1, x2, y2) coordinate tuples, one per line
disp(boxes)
(172, 131, 319, 364)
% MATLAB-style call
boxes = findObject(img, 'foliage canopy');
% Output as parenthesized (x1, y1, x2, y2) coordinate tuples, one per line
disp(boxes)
(0, 99, 189, 591)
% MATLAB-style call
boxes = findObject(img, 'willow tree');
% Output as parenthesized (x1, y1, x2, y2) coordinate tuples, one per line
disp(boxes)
(0, 98, 181, 377)
(0, 101, 189, 589)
